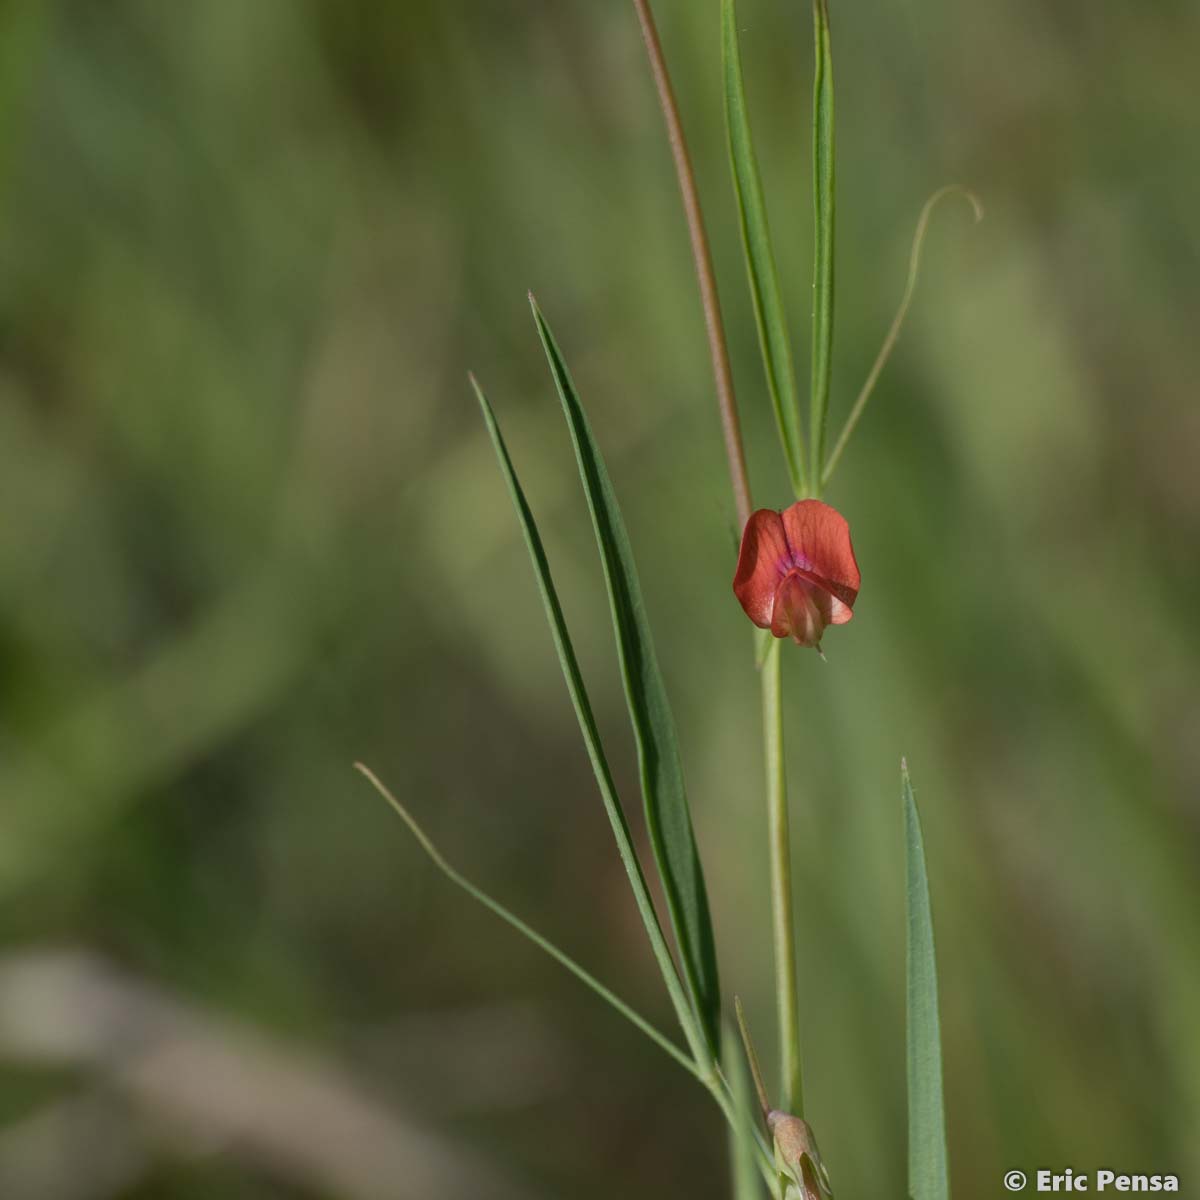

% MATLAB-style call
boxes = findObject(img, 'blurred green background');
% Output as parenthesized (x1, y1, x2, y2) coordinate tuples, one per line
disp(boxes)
(1, 1, 1197, 1196)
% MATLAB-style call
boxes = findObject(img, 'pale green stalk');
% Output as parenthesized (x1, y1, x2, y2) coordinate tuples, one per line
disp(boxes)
(763, 640, 803, 1114)
(755, 0, 835, 1127)
(634, 0, 752, 528)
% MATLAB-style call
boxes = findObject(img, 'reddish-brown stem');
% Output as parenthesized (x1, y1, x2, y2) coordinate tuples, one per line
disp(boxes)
(632, 0, 753, 530)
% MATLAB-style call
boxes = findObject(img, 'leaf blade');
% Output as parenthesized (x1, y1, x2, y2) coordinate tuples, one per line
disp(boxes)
(530, 299, 723, 1055)
(809, 0, 836, 489)
(904, 760, 950, 1200)
(470, 373, 707, 1065)
(354, 763, 700, 1079)
(721, 0, 807, 498)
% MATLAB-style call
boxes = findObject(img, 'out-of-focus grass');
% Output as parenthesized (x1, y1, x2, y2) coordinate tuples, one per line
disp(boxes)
(0, 1, 1197, 1197)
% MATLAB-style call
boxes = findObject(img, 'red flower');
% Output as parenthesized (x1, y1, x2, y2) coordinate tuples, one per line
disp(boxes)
(732, 500, 861, 650)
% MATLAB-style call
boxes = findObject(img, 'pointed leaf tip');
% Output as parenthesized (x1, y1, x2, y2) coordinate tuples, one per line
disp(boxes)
(722, 0, 807, 498)
(904, 763, 950, 1200)
(809, 0, 837, 488)
(531, 301, 723, 1055)
(471, 370, 711, 1069)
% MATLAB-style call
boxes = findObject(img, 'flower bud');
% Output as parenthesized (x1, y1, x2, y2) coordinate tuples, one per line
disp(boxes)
(767, 1112, 834, 1200)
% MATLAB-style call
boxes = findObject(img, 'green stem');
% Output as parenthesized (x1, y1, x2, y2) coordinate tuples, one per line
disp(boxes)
(762, 640, 803, 1114)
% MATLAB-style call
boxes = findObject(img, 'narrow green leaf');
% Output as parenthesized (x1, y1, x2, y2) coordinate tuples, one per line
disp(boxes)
(903, 760, 950, 1200)
(721, 0, 807, 498)
(354, 763, 701, 1079)
(530, 298, 723, 1055)
(809, 0, 836, 491)
(469, 374, 708, 1067)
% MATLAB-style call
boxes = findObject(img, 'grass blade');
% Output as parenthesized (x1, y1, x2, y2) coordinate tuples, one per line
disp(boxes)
(903, 760, 950, 1200)
(721, 0, 807, 498)
(354, 763, 700, 1079)
(530, 297, 723, 1055)
(822, 187, 983, 488)
(809, 0, 835, 490)
(469, 374, 708, 1067)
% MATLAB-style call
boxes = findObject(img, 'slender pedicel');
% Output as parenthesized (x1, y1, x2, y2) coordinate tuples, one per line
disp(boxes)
(632, 0, 752, 529)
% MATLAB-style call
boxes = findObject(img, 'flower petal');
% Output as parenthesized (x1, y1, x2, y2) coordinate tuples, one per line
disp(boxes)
(791, 567, 854, 626)
(771, 571, 831, 646)
(732, 508, 790, 629)
(780, 500, 860, 610)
